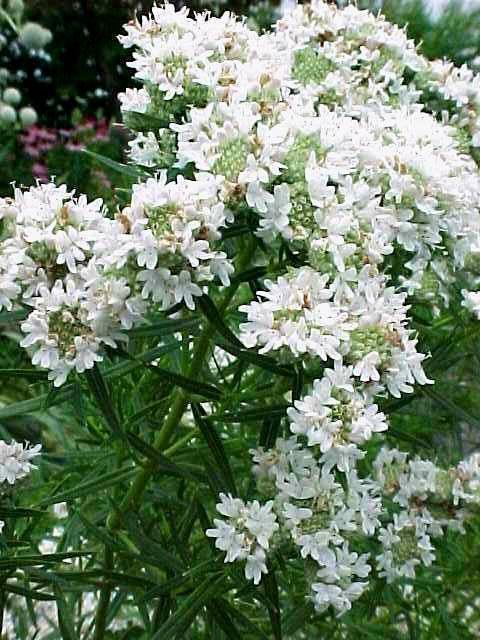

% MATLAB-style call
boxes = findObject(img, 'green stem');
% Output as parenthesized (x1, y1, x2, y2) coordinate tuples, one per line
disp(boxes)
(92, 546, 114, 640)
(93, 242, 253, 638)
(0, 7, 18, 34)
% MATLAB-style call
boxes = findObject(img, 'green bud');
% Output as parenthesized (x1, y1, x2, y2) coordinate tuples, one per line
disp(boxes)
(347, 326, 394, 366)
(289, 182, 316, 236)
(212, 137, 250, 182)
(156, 129, 177, 169)
(292, 46, 336, 86)
(392, 526, 419, 564)
(283, 134, 326, 184)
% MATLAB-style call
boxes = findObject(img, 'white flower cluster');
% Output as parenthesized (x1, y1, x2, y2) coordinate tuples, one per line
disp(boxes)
(206, 493, 279, 584)
(374, 448, 480, 584)
(287, 363, 388, 450)
(0, 184, 146, 385)
(0, 439, 41, 486)
(240, 268, 431, 398)
(1, 0, 480, 621)
(0, 438, 41, 534)
(0, 170, 233, 383)
(112, 1, 480, 612)
(119, 0, 480, 314)
(210, 437, 480, 616)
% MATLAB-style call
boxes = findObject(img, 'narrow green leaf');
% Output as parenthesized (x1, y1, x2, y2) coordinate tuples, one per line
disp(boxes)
(38, 466, 135, 506)
(259, 416, 282, 449)
(150, 366, 222, 401)
(85, 365, 123, 438)
(0, 506, 45, 518)
(4, 583, 56, 601)
(127, 316, 200, 338)
(206, 599, 243, 640)
(54, 585, 79, 640)
(122, 514, 184, 573)
(219, 599, 270, 640)
(230, 266, 268, 285)
(0, 386, 75, 419)
(151, 574, 225, 640)
(213, 404, 290, 423)
(83, 149, 148, 178)
(216, 341, 295, 379)
(263, 568, 282, 640)
(0, 551, 93, 570)
(197, 294, 244, 349)
(125, 397, 170, 427)
(140, 560, 218, 603)
(0, 368, 48, 380)
(421, 386, 480, 429)
(178, 494, 198, 545)
(105, 343, 180, 380)
(192, 404, 236, 495)
(126, 432, 205, 482)
(77, 513, 124, 551)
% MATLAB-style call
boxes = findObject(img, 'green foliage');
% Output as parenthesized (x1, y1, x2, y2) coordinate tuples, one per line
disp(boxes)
(366, 0, 480, 67)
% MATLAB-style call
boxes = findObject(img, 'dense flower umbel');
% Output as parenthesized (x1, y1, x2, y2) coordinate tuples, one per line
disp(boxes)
(113, 0, 480, 614)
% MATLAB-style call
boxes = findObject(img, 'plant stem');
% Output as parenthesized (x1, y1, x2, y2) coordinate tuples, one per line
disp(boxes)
(93, 242, 253, 639)
(0, 7, 18, 34)
(93, 547, 114, 640)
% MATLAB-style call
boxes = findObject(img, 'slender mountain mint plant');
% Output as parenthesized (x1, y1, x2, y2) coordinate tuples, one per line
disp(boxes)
(0, 1, 480, 637)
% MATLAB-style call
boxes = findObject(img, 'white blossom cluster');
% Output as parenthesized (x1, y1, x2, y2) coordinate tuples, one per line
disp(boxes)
(119, 0, 480, 315)
(0, 184, 146, 385)
(0, 439, 41, 486)
(0, 438, 41, 535)
(209, 435, 480, 616)
(0, 169, 233, 383)
(112, 1, 480, 611)
(206, 493, 279, 584)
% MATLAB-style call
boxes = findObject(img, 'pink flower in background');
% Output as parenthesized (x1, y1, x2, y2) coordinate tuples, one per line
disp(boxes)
(20, 118, 111, 181)
(31, 162, 49, 182)
(21, 126, 58, 159)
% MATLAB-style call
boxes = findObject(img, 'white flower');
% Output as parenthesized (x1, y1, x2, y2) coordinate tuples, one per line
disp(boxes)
(0, 440, 41, 485)
(118, 87, 151, 114)
(206, 494, 278, 584)
(288, 365, 388, 452)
